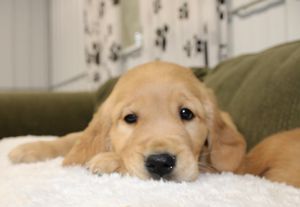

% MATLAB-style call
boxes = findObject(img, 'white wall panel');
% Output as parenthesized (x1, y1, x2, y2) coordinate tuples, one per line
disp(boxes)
(0, 0, 14, 88)
(286, 0, 300, 41)
(14, 0, 31, 88)
(30, 0, 50, 88)
(0, 0, 49, 90)
(230, 0, 300, 57)
(53, 76, 90, 92)
(267, 5, 286, 46)
(50, 0, 86, 87)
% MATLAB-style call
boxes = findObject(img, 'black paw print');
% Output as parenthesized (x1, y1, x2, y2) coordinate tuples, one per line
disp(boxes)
(183, 40, 192, 57)
(153, 0, 161, 14)
(217, 7, 224, 20)
(86, 43, 101, 65)
(93, 71, 100, 82)
(179, 2, 189, 19)
(194, 36, 202, 53)
(217, 0, 226, 20)
(107, 24, 113, 35)
(99, 1, 105, 18)
(155, 25, 169, 51)
(109, 43, 121, 62)
(183, 36, 203, 58)
(112, 0, 120, 5)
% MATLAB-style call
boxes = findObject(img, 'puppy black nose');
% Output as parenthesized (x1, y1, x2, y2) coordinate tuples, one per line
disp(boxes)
(145, 153, 176, 178)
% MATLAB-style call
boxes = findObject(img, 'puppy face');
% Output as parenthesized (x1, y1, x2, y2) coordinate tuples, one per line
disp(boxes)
(95, 62, 245, 181)
(64, 61, 246, 182)
(108, 81, 209, 181)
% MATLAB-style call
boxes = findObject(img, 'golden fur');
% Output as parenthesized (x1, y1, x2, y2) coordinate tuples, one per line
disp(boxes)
(8, 61, 300, 187)
(237, 128, 300, 188)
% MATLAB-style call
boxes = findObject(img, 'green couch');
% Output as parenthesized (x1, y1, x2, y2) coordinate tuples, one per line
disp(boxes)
(1, 41, 300, 150)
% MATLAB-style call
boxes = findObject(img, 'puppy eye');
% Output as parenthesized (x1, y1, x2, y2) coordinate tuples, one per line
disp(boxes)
(179, 108, 194, 121)
(124, 113, 138, 124)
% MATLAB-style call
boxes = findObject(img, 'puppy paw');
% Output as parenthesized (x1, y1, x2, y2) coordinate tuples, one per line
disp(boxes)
(86, 152, 123, 175)
(8, 142, 55, 164)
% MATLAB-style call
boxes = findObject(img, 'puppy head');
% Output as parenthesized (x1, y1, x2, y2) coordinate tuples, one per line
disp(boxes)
(70, 61, 246, 181)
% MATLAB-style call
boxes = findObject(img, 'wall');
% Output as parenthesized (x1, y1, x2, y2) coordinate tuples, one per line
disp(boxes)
(124, 0, 220, 69)
(50, 0, 89, 91)
(84, 0, 221, 89)
(0, 0, 91, 91)
(50, 0, 300, 91)
(229, 0, 300, 56)
(1, 0, 299, 91)
(83, 0, 123, 90)
(0, 0, 49, 90)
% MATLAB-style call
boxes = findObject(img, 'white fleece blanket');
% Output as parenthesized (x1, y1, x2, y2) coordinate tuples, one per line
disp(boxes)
(1, 136, 300, 207)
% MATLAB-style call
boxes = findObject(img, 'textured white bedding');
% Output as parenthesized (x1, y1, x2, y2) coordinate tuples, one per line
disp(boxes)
(1, 136, 300, 207)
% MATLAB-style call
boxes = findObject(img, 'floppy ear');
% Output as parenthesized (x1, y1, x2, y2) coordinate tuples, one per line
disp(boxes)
(203, 89, 246, 172)
(63, 101, 112, 166)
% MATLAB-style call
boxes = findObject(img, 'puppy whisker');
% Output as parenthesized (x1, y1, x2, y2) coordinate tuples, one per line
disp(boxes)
(198, 163, 220, 173)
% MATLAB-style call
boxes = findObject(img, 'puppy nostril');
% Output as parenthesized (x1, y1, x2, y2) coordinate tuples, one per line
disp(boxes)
(146, 163, 155, 169)
(145, 153, 176, 178)
(163, 163, 173, 168)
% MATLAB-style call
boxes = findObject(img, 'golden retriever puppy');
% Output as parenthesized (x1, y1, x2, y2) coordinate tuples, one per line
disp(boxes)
(237, 128, 300, 188)
(9, 61, 246, 181)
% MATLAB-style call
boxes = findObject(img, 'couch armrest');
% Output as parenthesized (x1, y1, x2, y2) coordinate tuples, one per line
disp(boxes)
(0, 92, 95, 138)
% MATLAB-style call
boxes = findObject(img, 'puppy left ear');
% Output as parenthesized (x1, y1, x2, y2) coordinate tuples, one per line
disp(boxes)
(203, 90, 246, 172)
(209, 114, 246, 172)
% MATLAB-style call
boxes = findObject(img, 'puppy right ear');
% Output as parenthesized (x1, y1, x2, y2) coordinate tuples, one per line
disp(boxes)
(63, 101, 112, 166)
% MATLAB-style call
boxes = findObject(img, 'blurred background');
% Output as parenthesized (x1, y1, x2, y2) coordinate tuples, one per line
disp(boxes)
(0, 0, 299, 92)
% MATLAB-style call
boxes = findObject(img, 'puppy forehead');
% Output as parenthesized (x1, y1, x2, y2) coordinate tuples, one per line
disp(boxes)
(115, 64, 201, 95)
(117, 61, 198, 88)
(119, 81, 196, 107)
(108, 61, 208, 111)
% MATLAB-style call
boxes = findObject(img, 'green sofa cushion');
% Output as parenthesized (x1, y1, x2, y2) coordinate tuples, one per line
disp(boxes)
(0, 92, 94, 138)
(204, 41, 300, 149)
